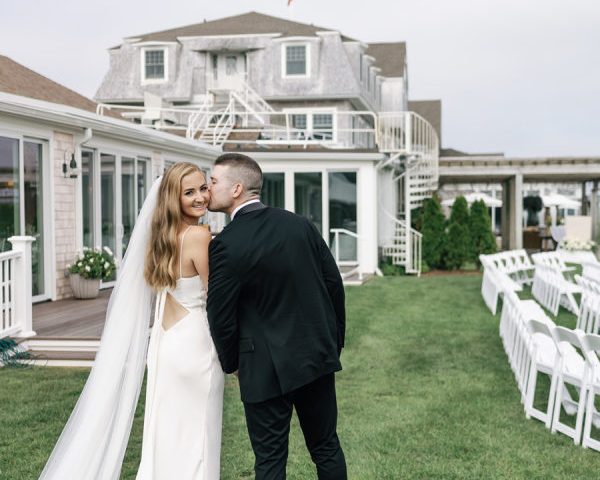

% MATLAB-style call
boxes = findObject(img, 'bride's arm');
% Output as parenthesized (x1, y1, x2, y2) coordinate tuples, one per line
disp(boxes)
(188, 226, 212, 288)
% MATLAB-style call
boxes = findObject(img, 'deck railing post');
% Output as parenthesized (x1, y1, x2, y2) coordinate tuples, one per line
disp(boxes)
(8, 236, 36, 338)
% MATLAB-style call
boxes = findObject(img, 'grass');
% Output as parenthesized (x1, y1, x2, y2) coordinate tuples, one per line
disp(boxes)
(1, 275, 600, 479)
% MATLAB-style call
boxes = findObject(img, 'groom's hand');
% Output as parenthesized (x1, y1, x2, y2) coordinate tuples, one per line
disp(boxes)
(233, 370, 239, 378)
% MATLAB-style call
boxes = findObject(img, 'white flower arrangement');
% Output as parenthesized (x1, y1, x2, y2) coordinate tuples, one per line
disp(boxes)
(67, 246, 116, 280)
(558, 238, 597, 251)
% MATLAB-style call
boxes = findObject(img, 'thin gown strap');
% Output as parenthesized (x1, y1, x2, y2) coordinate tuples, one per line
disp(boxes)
(179, 225, 193, 279)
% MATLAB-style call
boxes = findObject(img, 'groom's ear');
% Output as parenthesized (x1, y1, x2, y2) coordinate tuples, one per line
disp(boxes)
(232, 182, 244, 199)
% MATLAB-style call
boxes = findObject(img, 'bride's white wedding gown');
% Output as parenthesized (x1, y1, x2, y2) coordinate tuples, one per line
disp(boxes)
(137, 235, 224, 479)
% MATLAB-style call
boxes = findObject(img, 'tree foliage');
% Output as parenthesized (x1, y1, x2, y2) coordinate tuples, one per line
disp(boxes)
(421, 196, 447, 269)
(469, 199, 497, 265)
(445, 196, 471, 269)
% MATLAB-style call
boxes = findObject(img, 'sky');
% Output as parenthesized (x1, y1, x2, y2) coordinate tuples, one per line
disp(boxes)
(1, 0, 599, 157)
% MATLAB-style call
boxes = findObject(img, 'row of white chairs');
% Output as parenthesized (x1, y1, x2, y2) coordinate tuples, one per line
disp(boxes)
(481, 250, 535, 286)
(531, 263, 582, 316)
(500, 290, 600, 450)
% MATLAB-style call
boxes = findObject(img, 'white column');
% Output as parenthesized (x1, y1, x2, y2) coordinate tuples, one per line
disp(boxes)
(284, 170, 295, 212)
(512, 173, 523, 249)
(8, 236, 36, 338)
(358, 165, 378, 273)
(592, 181, 598, 240)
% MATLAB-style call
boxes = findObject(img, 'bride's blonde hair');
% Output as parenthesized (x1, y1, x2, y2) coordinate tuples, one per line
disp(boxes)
(144, 162, 204, 290)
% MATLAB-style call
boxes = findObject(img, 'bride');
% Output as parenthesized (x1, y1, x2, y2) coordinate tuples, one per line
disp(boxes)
(39, 162, 225, 479)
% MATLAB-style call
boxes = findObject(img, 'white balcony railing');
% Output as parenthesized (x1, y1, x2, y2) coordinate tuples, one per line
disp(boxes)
(1, 237, 36, 341)
(330, 228, 362, 281)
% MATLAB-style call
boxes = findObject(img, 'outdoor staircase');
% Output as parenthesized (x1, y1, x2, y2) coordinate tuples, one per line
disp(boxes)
(378, 112, 439, 275)
(187, 80, 274, 147)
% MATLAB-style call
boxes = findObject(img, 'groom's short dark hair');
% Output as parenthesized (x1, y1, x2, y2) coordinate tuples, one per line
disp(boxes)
(214, 153, 263, 196)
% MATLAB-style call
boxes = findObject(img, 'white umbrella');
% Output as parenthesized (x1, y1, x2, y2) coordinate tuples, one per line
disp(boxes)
(441, 192, 502, 208)
(541, 194, 581, 208)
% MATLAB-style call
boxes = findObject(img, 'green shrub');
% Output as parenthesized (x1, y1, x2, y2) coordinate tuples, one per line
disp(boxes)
(469, 199, 497, 265)
(421, 196, 447, 269)
(445, 196, 471, 270)
(379, 257, 405, 276)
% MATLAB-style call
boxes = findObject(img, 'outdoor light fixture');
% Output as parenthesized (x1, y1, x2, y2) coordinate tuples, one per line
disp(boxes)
(62, 151, 78, 178)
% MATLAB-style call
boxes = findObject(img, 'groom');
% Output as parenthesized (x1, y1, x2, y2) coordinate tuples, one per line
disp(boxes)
(207, 153, 347, 480)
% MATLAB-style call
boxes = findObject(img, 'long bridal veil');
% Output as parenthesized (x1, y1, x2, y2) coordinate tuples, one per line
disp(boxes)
(39, 177, 162, 480)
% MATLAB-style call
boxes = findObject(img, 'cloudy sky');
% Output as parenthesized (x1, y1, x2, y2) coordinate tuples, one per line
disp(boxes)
(1, 0, 598, 157)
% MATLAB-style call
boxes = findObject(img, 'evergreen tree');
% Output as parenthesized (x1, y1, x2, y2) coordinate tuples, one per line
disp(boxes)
(421, 196, 447, 269)
(469, 199, 497, 265)
(445, 196, 471, 269)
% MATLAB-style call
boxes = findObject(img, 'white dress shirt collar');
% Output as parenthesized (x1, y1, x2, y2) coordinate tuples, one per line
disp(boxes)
(231, 199, 261, 220)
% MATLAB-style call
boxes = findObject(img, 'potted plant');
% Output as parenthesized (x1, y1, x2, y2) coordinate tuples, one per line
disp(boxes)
(67, 247, 116, 299)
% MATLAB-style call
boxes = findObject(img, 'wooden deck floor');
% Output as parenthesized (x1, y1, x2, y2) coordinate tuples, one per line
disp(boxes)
(32, 289, 111, 339)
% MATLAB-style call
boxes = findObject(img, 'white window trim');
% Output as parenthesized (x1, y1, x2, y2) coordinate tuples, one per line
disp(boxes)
(281, 43, 311, 79)
(140, 46, 168, 85)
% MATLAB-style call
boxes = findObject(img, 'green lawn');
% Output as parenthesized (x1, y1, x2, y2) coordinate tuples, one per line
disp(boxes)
(1, 275, 599, 479)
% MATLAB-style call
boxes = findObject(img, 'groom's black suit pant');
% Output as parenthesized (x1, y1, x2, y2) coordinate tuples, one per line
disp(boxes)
(243, 373, 347, 480)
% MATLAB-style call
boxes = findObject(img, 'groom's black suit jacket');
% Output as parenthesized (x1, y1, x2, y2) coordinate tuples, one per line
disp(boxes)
(207, 203, 345, 404)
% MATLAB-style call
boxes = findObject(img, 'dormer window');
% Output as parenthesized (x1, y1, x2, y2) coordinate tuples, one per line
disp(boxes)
(141, 47, 168, 84)
(283, 44, 310, 78)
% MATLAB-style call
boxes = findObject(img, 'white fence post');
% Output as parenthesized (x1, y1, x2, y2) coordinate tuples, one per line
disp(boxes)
(8, 236, 36, 338)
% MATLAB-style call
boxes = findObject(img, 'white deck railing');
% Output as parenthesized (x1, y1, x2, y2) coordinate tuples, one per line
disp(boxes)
(330, 228, 362, 281)
(1, 237, 35, 340)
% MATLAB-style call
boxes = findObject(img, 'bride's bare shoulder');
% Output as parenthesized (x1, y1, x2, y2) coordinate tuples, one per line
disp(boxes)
(183, 225, 212, 249)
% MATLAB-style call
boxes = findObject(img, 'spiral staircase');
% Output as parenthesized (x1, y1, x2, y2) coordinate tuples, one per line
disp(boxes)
(377, 112, 439, 275)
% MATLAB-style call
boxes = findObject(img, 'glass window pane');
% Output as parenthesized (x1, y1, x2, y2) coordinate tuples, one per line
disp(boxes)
(121, 157, 135, 254)
(294, 172, 322, 234)
(313, 114, 333, 140)
(291, 114, 307, 140)
(81, 150, 94, 248)
(329, 172, 357, 261)
(101, 154, 116, 280)
(286, 45, 306, 75)
(291, 114, 307, 129)
(0, 136, 19, 253)
(262, 173, 284, 208)
(226, 56, 237, 75)
(145, 49, 165, 79)
(24, 141, 44, 295)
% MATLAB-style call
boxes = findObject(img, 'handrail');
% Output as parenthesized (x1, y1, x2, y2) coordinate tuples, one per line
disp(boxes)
(0, 250, 21, 261)
(206, 99, 235, 146)
(330, 228, 359, 239)
(329, 228, 362, 281)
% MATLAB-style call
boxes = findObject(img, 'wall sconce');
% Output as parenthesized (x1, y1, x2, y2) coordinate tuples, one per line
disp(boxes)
(62, 151, 78, 178)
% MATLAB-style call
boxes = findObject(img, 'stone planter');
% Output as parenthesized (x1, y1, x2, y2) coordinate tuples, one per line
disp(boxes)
(69, 274, 101, 299)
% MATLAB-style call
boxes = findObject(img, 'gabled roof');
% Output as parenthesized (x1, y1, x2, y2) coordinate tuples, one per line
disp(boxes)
(128, 11, 356, 44)
(366, 42, 406, 77)
(408, 100, 442, 145)
(0, 55, 99, 114)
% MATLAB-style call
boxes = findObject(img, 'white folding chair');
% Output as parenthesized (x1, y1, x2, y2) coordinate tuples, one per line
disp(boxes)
(532, 264, 581, 316)
(575, 287, 600, 334)
(583, 261, 600, 284)
(550, 326, 589, 444)
(581, 333, 600, 451)
(524, 319, 559, 427)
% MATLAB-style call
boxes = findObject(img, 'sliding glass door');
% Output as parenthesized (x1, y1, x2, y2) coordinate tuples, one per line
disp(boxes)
(0, 135, 48, 299)
(82, 151, 150, 283)
(329, 172, 357, 262)
(23, 141, 45, 295)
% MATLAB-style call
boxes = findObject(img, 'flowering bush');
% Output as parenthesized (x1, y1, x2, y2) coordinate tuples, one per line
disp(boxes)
(67, 247, 116, 280)
(558, 238, 597, 252)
